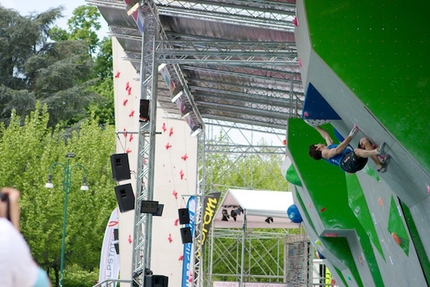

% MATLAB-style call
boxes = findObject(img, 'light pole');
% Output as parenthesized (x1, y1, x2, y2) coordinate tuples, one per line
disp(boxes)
(45, 152, 89, 287)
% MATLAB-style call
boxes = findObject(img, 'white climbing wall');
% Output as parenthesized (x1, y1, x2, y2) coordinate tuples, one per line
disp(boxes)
(112, 36, 198, 285)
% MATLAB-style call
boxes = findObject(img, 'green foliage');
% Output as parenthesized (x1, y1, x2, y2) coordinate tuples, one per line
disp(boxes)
(88, 78, 115, 125)
(0, 103, 116, 286)
(0, 5, 114, 128)
(63, 264, 99, 287)
(67, 6, 101, 56)
(95, 37, 113, 80)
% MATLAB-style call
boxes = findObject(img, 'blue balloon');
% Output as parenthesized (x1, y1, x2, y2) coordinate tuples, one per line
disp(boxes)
(287, 204, 303, 223)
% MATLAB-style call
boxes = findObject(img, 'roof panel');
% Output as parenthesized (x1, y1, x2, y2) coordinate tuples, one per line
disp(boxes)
(89, 0, 303, 130)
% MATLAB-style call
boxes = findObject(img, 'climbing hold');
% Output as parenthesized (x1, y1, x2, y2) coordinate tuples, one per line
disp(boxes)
(391, 232, 402, 245)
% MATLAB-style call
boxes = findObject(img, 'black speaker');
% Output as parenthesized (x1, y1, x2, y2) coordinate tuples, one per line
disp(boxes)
(154, 204, 164, 217)
(178, 208, 190, 225)
(153, 275, 168, 287)
(144, 275, 168, 287)
(110, 153, 131, 181)
(114, 183, 135, 213)
(180, 227, 192, 244)
(139, 99, 150, 122)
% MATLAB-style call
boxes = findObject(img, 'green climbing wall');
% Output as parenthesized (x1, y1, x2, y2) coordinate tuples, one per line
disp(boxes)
(303, 0, 430, 173)
(287, 118, 384, 287)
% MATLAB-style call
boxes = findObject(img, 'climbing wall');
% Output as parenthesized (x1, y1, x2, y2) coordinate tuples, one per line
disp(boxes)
(112, 37, 199, 285)
(290, 1, 430, 285)
(286, 119, 428, 287)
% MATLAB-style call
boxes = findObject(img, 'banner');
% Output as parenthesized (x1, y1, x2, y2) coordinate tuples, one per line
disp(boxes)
(98, 208, 120, 284)
(196, 192, 221, 258)
(181, 196, 196, 287)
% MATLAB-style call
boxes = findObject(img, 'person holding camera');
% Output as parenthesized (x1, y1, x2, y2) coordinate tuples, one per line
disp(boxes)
(0, 187, 51, 287)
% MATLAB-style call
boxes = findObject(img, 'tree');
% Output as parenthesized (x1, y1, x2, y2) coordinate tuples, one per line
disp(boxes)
(49, 6, 115, 126)
(0, 103, 117, 286)
(0, 6, 103, 128)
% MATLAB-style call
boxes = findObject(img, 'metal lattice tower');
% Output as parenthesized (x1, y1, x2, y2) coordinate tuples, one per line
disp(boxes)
(88, 1, 303, 286)
(131, 3, 158, 286)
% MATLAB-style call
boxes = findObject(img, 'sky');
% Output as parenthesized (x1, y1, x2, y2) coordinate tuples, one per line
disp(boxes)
(0, 0, 110, 38)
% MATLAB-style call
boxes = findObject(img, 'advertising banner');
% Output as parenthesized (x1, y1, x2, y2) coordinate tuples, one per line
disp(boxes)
(98, 208, 120, 284)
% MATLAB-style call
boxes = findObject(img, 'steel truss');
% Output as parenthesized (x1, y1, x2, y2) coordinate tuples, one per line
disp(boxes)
(207, 229, 288, 285)
(88, 0, 304, 286)
(130, 3, 158, 286)
(195, 122, 292, 287)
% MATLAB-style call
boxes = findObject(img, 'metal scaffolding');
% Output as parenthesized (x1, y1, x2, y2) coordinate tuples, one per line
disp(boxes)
(88, 0, 304, 286)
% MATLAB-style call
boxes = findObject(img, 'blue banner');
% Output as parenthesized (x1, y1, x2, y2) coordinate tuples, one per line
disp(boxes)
(181, 196, 196, 287)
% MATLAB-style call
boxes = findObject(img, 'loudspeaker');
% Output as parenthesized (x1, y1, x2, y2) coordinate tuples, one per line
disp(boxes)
(139, 99, 150, 122)
(110, 153, 131, 181)
(153, 275, 168, 287)
(114, 183, 135, 213)
(180, 227, 193, 244)
(178, 208, 190, 225)
(144, 275, 168, 287)
(154, 204, 164, 217)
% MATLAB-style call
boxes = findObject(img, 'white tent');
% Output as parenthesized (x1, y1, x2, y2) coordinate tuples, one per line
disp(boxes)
(213, 189, 301, 229)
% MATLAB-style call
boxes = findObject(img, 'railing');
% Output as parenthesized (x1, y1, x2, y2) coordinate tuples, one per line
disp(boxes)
(92, 279, 133, 287)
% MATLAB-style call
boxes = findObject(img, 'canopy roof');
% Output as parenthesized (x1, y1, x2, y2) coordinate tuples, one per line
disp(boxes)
(88, 0, 303, 133)
(213, 189, 300, 229)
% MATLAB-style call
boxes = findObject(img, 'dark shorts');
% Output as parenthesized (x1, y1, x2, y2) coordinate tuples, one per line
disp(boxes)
(340, 151, 368, 173)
